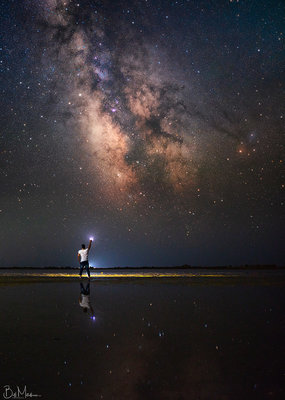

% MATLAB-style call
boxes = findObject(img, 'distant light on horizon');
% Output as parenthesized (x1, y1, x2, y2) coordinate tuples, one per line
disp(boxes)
(89, 260, 97, 268)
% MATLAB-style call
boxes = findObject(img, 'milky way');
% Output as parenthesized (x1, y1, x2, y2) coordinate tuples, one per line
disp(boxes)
(0, 0, 284, 266)
(38, 0, 202, 202)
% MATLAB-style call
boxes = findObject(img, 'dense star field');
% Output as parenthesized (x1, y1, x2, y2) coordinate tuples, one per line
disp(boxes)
(0, 0, 284, 267)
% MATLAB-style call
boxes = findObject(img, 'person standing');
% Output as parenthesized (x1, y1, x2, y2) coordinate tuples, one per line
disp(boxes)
(78, 239, 93, 278)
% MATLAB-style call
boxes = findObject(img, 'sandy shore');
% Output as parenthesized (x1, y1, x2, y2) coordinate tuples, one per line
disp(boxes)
(1, 269, 285, 285)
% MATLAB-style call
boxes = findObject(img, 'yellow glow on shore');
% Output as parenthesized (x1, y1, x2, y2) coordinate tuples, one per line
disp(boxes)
(0, 272, 237, 279)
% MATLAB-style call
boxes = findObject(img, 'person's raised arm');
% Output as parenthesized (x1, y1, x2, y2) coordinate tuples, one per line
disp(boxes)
(88, 239, 93, 251)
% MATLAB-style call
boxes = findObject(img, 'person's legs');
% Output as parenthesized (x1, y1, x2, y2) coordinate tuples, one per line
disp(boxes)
(79, 263, 84, 277)
(85, 262, 91, 279)
(80, 282, 89, 294)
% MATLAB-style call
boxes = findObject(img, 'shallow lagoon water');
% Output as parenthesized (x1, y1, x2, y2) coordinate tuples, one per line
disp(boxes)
(0, 276, 285, 399)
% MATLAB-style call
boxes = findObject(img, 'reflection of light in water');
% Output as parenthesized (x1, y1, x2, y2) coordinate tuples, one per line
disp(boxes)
(91, 316, 96, 321)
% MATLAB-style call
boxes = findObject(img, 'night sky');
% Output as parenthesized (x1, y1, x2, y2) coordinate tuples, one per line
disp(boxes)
(1, 0, 284, 267)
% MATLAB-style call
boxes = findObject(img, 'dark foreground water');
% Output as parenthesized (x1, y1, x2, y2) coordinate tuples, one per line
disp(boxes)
(0, 278, 284, 399)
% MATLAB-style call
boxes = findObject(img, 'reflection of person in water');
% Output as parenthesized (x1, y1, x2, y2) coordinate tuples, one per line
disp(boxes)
(79, 282, 95, 318)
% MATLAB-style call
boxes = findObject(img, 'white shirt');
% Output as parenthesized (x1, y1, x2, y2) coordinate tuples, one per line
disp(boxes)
(78, 248, 89, 262)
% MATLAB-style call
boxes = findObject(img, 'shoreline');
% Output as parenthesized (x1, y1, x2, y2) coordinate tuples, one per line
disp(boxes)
(1, 270, 285, 286)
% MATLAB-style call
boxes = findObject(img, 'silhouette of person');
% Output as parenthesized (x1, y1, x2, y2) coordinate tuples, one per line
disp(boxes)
(78, 239, 93, 278)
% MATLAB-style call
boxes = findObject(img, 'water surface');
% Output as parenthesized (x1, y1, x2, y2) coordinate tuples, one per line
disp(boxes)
(0, 278, 284, 399)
